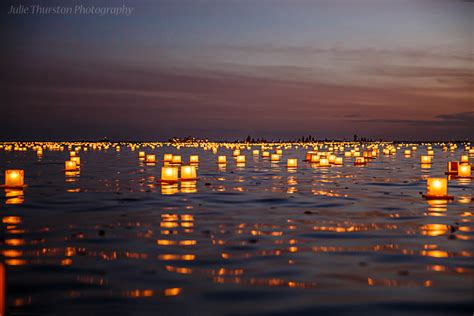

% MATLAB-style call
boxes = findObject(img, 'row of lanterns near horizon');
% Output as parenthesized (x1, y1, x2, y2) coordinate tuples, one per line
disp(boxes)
(1, 141, 472, 201)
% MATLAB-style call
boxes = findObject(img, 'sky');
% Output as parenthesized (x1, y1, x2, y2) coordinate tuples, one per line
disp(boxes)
(0, 0, 472, 141)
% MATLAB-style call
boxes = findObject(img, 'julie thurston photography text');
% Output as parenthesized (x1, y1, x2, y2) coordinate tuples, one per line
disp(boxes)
(7, 4, 134, 16)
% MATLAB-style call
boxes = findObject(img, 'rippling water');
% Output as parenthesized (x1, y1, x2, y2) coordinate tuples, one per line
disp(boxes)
(1, 145, 473, 315)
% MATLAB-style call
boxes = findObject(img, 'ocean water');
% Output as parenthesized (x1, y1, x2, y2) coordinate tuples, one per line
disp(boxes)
(1, 145, 473, 315)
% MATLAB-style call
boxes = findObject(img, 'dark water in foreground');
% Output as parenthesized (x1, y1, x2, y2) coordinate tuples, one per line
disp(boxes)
(1, 146, 473, 315)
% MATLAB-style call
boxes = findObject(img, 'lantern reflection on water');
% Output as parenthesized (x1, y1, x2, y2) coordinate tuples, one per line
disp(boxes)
(354, 157, 366, 166)
(181, 181, 197, 193)
(4, 170, 24, 188)
(5, 189, 24, 204)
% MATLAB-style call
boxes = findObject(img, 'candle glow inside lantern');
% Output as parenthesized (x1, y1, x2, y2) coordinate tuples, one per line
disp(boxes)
(460, 155, 469, 164)
(420, 155, 432, 164)
(427, 150, 434, 156)
(310, 154, 320, 163)
(457, 164, 471, 178)
(189, 155, 199, 164)
(163, 154, 173, 162)
(4, 170, 24, 188)
(404, 150, 411, 156)
(65, 160, 77, 171)
(319, 158, 330, 167)
(276, 149, 283, 155)
(271, 154, 280, 162)
(424, 178, 452, 199)
(236, 155, 246, 163)
(160, 167, 179, 183)
(233, 149, 240, 157)
(354, 157, 366, 166)
(139, 151, 145, 158)
(334, 157, 343, 165)
(328, 154, 336, 164)
(181, 165, 197, 181)
(71, 156, 81, 165)
(145, 154, 157, 163)
(70, 151, 76, 157)
(171, 155, 182, 164)
(262, 151, 270, 158)
(217, 156, 227, 164)
(252, 150, 259, 156)
(287, 158, 297, 168)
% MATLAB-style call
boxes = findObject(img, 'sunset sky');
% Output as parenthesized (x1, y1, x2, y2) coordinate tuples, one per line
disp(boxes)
(1, 0, 472, 141)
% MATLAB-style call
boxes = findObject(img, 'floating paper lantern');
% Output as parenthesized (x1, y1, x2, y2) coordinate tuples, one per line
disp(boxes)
(161, 167, 178, 183)
(70, 151, 76, 157)
(262, 151, 270, 158)
(71, 156, 80, 165)
(217, 156, 227, 164)
(145, 154, 157, 163)
(287, 158, 297, 168)
(236, 155, 246, 163)
(334, 157, 343, 165)
(65, 161, 77, 171)
(4, 170, 24, 188)
(37, 148, 43, 156)
(447, 162, 458, 174)
(420, 156, 432, 164)
(354, 157, 366, 166)
(404, 150, 411, 156)
(310, 154, 320, 163)
(344, 151, 351, 157)
(276, 149, 283, 155)
(189, 155, 199, 164)
(319, 158, 330, 167)
(138, 151, 145, 158)
(328, 154, 336, 164)
(163, 154, 173, 162)
(457, 164, 471, 178)
(427, 150, 434, 156)
(233, 149, 240, 157)
(460, 155, 469, 164)
(424, 178, 451, 199)
(252, 150, 259, 155)
(171, 155, 182, 164)
(271, 154, 280, 162)
(181, 165, 197, 181)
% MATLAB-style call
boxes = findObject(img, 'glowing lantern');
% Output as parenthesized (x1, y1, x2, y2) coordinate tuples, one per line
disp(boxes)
(4, 170, 24, 188)
(334, 157, 343, 165)
(262, 151, 270, 158)
(161, 167, 178, 183)
(163, 154, 173, 162)
(354, 157, 366, 166)
(457, 164, 471, 178)
(460, 155, 469, 164)
(319, 158, 330, 167)
(427, 150, 434, 156)
(217, 156, 227, 164)
(421, 156, 432, 164)
(171, 155, 182, 164)
(71, 156, 80, 165)
(252, 150, 259, 155)
(424, 178, 450, 199)
(344, 151, 351, 157)
(189, 155, 199, 164)
(447, 162, 458, 174)
(236, 155, 246, 163)
(271, 154, 280, 162)
(145, 154, 157, 163)
(328, 154, 336, 164)
(233, 149, 240, 157)
(70, 151, 76, 157)
(138, 151, 145, 158)
(287, 158, 297, 168)
(276, 149, 283, 155)
(181, 165, 197, 180)
(404, 150, 411, 156)
(37, 148, 43, 156)
(65, 161, 77, 171)
(310, 154, 320, 163)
